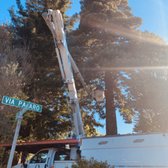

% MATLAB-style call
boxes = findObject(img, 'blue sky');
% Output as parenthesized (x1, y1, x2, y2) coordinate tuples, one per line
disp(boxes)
(70, 0, 168, 42)
(129, 0, 168, 42)
(0, 0, 168, 134)
(0, 0, 168, 42)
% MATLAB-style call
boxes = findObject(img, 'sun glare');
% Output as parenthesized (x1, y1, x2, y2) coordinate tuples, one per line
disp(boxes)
(83, 11, 167, 46)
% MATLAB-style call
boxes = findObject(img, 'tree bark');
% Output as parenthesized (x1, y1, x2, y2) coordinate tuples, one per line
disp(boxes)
(105, 71, 117, 135)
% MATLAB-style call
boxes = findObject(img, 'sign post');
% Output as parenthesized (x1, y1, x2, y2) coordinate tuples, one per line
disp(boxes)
(7, 109, 27, 168)
(1, 96, 42, 168)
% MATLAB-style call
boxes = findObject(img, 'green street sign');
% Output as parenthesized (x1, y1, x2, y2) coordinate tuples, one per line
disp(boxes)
(1, 96, 42, 112)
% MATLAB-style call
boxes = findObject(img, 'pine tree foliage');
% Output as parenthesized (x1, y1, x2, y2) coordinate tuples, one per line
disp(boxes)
(69, 0, 142, 135)
(9, 0, 74, 140)
(69, 0, 168, 134)
(9, 0, 103, 139)
(0, 25, 32, 143)
(121, 69, 168, 133)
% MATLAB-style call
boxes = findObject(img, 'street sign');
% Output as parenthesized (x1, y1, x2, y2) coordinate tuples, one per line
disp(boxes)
(1, 96, 42, 112)
(1, 96, 42, 168)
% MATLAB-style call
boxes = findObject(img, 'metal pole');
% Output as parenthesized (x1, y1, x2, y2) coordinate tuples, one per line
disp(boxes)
(7, 109, 26, 168)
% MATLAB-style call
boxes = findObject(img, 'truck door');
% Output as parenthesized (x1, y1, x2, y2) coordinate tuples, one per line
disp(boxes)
(27, 150, 49, 168)
(53, 149, 76, 168)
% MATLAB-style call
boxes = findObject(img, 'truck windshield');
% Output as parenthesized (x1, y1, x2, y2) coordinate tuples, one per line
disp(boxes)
(29, 150, 48, 163)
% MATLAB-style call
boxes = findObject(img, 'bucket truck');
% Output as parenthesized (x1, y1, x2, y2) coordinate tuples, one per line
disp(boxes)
(10, 10, 168, 168)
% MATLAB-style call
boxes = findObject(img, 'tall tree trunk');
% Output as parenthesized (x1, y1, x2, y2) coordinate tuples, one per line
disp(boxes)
(105, 71, 117, 135)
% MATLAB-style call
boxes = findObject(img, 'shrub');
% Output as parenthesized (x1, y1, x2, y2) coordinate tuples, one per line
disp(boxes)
(72, 158, 114, 168)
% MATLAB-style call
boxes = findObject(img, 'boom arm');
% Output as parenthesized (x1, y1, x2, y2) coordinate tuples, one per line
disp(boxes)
(42, 10, 84, 138)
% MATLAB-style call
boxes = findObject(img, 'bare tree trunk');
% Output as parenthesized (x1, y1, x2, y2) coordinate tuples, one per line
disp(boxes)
(105, 71, 117, 135)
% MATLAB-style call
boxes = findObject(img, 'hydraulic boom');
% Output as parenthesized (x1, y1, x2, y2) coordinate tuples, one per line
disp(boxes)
(42, 10, 84, 138)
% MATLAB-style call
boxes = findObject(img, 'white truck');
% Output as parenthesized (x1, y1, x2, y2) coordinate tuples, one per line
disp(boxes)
(11, 10, 168, 167)
(12, 133, 168, 167)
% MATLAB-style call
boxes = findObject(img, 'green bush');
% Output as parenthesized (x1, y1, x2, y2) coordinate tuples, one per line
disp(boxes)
(72, 158, 114, 168)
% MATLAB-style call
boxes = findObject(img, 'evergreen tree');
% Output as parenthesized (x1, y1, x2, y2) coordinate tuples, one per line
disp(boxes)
(9, 0, 103, 139)
(69, 0, 142, 135)
(122, 68, 168, 133)
(0, 25, 32, 143)
(9, 0, 74, 140)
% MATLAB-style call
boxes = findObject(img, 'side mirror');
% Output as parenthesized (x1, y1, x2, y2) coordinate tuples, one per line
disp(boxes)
(44, 164, 48, 168)
(23, 163, 27, 168)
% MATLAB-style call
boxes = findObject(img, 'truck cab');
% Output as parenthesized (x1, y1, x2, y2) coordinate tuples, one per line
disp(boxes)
(24, 148, 76, 168)
(12, 147, 78, 168)
(0, 139, 79, 168)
